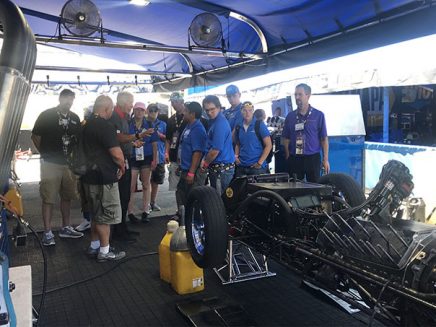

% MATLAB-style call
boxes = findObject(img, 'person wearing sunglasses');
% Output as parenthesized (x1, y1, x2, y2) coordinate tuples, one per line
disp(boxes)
(201, 95, 235, 194)
(146, 104, 167, 213)
(234, 102, 272, 177)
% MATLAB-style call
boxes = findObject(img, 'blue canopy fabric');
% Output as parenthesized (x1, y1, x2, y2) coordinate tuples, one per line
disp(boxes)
(12, 0, 436, 91)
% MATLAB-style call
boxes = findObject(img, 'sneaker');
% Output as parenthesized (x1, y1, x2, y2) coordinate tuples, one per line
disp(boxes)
(42, 233, 55, 246)
(150, 202, 161, 211)
(141, 212, 150, 223)
(87, 246, 115, 257)
(75, 219, 91, 232)
(97, 250, 126, 262)
(128, 213, 140, 224)
(87, 246, 99, 257)
(59, 226, 84, 239)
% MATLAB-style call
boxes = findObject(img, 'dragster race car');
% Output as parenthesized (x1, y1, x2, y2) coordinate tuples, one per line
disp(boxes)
(184, 160, 436, 326)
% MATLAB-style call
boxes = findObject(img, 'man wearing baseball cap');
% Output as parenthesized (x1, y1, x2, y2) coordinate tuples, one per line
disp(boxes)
(223, 84, 243, 131)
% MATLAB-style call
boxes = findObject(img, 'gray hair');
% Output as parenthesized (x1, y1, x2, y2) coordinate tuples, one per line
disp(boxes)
(116, 91, 133, 106)
(295, 83, 311, 95)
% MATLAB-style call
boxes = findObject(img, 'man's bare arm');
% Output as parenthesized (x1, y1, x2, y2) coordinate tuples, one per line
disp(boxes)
(320, 136, 330, 174)
(203, 149, 220, 166)
(258, 136, 272, 165)
(283, 138, 290, 159)
(108, 146, 125, 175)
(189, 151, 203, 173)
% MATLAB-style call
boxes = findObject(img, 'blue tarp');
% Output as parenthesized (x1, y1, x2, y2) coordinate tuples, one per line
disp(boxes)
(12, 0, 436, 90)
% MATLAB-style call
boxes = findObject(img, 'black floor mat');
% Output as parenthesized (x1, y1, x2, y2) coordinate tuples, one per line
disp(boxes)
(10, 216, 378, 326)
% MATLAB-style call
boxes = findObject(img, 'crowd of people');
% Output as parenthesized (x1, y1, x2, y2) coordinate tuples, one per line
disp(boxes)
(31, 83, 329, 262)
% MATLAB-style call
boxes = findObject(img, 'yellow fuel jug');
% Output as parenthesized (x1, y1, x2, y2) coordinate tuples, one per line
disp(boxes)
(4, 182, 23, 217)
(159, 220, 179, 283)
(170, 224, 204, 295)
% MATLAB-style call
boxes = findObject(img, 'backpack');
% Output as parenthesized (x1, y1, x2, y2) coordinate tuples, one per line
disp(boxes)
(68, 122, 89, 176)
(235, 120, 273, 163)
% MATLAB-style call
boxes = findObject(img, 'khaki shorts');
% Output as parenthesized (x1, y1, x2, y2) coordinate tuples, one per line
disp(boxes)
(168, 162, 180, 191)
(40, 161, 78, 204)
(83, 183, 121, 225)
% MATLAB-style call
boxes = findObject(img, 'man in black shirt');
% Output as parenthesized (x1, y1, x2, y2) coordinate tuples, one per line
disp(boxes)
(31, 89, 84, 246)
(165, 92, 187, 193)
(82, 95, 126, 262)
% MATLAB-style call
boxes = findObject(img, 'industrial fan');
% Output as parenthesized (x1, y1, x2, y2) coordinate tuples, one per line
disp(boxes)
(189, 13, 223, 48)
(60, 0, 102, 37)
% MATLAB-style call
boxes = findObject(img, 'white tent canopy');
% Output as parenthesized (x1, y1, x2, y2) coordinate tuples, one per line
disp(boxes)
(187, 33, 436, 103)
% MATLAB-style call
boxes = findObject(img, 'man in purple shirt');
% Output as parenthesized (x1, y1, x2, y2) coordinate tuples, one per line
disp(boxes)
(282, 83, 330, 182)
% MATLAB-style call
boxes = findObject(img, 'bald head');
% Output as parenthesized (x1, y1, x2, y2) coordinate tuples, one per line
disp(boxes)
(93, 95, 114, 119)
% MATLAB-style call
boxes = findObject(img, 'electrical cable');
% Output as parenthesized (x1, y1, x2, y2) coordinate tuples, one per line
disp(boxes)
(0, 197, 46, 327)
(368, 279, 392, 327)
(25, 222, 46, 327)
(33, 251, 157, 296)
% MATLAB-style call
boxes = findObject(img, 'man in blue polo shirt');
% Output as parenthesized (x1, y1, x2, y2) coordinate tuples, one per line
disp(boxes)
(176, 102, 207, 207)
(234, 101, 272, 177)
(201, 95, 235, 194)
(282, 83, 330, 182)
(223, 85, 243, 130)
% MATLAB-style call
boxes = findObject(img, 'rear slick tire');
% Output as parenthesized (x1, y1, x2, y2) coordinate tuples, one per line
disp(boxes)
(318, 173, 365, 208)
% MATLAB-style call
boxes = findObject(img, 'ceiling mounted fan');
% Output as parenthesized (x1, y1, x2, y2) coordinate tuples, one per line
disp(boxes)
(60, 0, 102, 37)
(189, 12, 224, 49)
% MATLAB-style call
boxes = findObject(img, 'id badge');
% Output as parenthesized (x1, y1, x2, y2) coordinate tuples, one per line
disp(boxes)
(295, 123, 304, 131)
(170, 130, 179, 149)
(135, 146, 144, 161)
(296, 136, 304, 155)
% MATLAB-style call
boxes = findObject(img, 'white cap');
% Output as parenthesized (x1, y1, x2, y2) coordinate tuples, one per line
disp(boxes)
(167, 220, 179, 233)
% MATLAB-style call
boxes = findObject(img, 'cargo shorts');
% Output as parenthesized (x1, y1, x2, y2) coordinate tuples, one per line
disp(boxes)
(40, 160, 78, 204)
(83, 183, 122, 225)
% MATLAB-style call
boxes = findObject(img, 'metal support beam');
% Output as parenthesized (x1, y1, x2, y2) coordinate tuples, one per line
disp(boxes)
(229, 11, 268, 53)
(34, 35, 265, 60)
(35, 65, 191, 77)
(383, 87, 390, 143)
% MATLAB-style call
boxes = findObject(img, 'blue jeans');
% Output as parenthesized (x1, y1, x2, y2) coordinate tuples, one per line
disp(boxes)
(209, 168, 235, 194)
(235, 166, 268, 178)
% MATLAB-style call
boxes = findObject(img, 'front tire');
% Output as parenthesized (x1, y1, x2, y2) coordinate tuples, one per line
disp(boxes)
(185, 186, 228, 268)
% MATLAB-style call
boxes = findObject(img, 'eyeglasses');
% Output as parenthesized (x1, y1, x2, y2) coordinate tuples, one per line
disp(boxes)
(148, 109, 158, 113)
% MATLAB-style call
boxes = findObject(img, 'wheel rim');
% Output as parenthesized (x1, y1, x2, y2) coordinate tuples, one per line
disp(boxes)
(190, 200, 205, 256)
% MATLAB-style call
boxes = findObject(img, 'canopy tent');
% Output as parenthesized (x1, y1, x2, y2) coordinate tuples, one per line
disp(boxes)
(9, 0, 436, 91)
